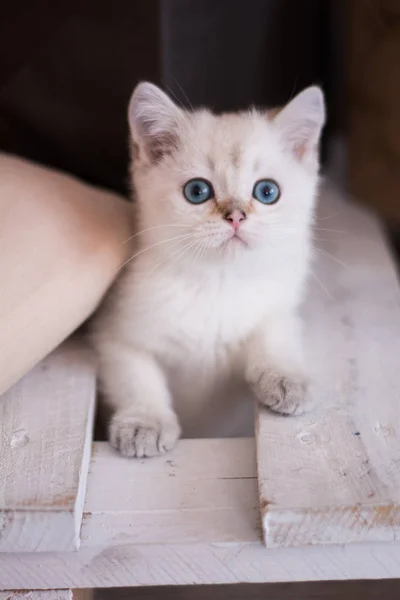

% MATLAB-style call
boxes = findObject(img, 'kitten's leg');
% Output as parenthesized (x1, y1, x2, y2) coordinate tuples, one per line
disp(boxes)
(245, 314, 313, 416)
(99, 345, 180, 457)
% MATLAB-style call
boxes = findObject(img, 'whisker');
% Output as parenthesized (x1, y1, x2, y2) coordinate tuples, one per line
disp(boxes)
(199, 240, 208, 262)
(268, 224, 345, 235)
(169, 76, 194, 111)
(312, 245, 348, 268)
(192, 239, 207, 267)
(160, 238, 203, 274)
(288, 73, 299, 101)
(311, 227, 345, 234)
(188, 238, 201, 265)
(119, 233, 196, 271)
(177, 239, 202, 261)
(144, 237, 199, 278)
(316, 211, 342, 222)
(311, 237, 336, 243)
(268, 233, 334, 245)
(163, 82, 186, 110)
(123, 224, 192, 244)
(266, 237, 333, 299)
(310, 268, 332, 299)
(184, 240, 203, 270)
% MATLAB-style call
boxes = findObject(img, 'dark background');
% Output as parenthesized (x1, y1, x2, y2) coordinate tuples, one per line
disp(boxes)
(95, 579, 400, 599)
(0, 0, 345, 197)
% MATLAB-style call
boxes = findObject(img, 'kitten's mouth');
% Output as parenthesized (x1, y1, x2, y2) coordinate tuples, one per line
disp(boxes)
(223, 233, 248, 248)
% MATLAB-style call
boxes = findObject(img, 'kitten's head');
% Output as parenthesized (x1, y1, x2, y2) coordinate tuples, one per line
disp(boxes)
(128, 82, 325, 267)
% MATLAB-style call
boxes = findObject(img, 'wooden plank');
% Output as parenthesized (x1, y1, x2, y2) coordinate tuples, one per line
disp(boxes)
(0, 593, 72, 600)
(256, 184, 400, 547)
(3, 536, 400, 587)
(4, 440, 400, 587)
(0, 339, 96, 552)
(81, 438, 258, 546)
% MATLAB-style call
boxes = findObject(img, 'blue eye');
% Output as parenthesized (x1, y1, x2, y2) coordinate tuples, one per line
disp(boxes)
(183, 178, 214, 204)
(252, 179, 280, 205)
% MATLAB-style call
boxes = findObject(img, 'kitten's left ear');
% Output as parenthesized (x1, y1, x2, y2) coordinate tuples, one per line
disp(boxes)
(273, 86, 325, 164)
(128, 82, 183, 164)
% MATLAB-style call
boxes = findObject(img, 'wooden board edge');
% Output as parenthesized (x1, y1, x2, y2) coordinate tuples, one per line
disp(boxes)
(262, 502, 400, 548)
(73, 392, 96, 550)
(0, 511, 76, 553)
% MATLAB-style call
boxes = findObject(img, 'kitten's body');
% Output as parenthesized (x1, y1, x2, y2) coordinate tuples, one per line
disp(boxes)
(95, 239, 306, 437)
(91, 85, 325, 456)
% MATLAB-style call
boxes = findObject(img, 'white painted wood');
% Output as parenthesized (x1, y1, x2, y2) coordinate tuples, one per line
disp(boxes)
(9, 537, 400, 588)
(256, 185, 400, 547)
(0, 338, 96, 552)
(4, 440, 400, 587)
(81, 438, 258, 546)
(0, 592, 72, 600)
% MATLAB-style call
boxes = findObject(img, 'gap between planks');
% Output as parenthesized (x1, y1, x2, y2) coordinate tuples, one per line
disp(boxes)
(0, 590, 92, 600)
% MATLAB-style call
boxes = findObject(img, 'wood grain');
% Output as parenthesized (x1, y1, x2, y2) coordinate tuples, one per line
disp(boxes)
(4, 438, 400, 588)
(256, 185, 400, 547)
(0, 593, 72, 600)
(0, 339, 96, 552)
(81, 438, 258, 546)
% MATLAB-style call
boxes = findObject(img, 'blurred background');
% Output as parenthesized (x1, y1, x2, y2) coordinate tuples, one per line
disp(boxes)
(1, 0, 345, 197)
(4, 0, 397, 245)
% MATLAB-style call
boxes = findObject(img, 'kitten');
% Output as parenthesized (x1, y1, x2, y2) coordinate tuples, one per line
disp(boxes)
(90, 82, 325, 457)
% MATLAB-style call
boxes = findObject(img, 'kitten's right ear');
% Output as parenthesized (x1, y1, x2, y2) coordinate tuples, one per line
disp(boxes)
(273, 86, 325, 164)
(128, 82, 182, 164)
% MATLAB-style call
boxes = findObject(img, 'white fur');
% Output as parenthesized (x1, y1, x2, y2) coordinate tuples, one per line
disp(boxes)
(90, 82, 325, 457)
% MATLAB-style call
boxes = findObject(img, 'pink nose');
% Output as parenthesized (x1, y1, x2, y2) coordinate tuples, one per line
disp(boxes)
(223, 208, 247, 230)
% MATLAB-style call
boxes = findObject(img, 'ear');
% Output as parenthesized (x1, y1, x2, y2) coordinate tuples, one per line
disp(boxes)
(128, 82, 183, 163)
(273, 86, 325, 163)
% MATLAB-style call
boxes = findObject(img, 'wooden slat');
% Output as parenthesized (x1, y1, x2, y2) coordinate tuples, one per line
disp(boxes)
(0, 593, 73, 600)
(5, 537, 400, 588)
(256, 184, 400, 547)
(0, 339, 96, 552)
(4, 440, 400, 587)
(81, 438, 258, 546)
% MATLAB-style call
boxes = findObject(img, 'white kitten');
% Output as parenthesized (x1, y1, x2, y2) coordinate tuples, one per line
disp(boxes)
(90, 82, 325, 457)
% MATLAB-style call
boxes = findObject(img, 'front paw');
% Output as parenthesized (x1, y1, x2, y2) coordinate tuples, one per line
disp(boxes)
(250, 368, 312, 416)
(109, 409, 181, 458)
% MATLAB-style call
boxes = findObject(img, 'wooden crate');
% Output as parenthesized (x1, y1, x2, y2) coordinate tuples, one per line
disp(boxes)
(2, 185, 400, 595)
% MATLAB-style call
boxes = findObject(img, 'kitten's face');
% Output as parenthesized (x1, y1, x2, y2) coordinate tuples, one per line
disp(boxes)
(128, 83, 325, 265)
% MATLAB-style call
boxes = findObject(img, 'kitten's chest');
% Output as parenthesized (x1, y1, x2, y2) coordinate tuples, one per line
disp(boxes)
(127, 270, 269, 356)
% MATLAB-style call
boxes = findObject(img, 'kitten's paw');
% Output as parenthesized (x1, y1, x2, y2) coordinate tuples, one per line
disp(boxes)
(251, 368, 313, 416)
(109, 409, 181, 458)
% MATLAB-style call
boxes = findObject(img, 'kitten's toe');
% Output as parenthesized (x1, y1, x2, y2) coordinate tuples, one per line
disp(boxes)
(251, 368, 313, 416)
(109, 409, 181, 458)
